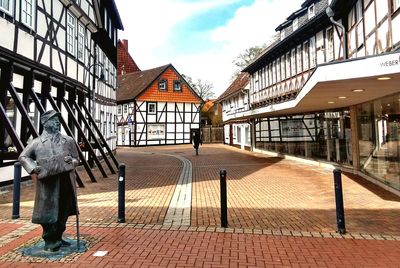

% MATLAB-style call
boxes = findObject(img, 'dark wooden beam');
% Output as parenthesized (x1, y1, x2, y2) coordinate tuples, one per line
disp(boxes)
(71, 100, 116, 174)
(81, 103, 119, 168)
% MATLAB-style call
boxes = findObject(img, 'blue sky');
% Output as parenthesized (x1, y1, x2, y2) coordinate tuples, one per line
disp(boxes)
(114, 0, 304, 97)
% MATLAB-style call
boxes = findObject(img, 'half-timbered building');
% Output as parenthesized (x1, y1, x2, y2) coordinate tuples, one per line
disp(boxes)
(0, 0, 123, 185)
(224, 0, 400, 194)
(217, 72, 251, 150)
(117, 64, 203, 146)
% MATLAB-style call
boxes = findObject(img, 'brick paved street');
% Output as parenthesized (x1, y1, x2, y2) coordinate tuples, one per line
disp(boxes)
(0, 144, 400, 267)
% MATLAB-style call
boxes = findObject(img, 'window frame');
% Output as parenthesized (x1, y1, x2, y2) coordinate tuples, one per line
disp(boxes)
(393, 0, 400, 12)
(308, 4, 315, 19)
(0, 0, 13, 15)
(173, 80, 182, 91)
(123, 104, 128, 114)
(158, 79, 167, 91)
(148, 102, 156, 114)
(117, 105, 122, 115)
(20, 0, 35, 29)
(77, 23, 85, 62)
(292, 18, 299, 31)
(67, 11, 76, 55)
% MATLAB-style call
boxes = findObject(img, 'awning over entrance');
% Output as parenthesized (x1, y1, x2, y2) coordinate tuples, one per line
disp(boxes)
(241, 51, 400, 118)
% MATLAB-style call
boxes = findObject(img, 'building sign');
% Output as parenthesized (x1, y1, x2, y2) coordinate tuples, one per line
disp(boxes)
(379, 54, 400, 67)
(147, 124, 165, 140)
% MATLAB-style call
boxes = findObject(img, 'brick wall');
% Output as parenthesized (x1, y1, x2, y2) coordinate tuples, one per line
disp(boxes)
(137, 68, 201, 103)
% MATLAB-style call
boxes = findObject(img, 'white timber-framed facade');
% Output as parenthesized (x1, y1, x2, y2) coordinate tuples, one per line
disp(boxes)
(117, 64, 203, 147)
(221, 0, 400, 194)
(0, 0, 123, 185)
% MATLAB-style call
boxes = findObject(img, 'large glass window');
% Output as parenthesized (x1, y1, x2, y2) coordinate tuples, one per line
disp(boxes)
(358, 93, 400, 190)
(67, 12, 76, 55)
(21, 0, 35, 28)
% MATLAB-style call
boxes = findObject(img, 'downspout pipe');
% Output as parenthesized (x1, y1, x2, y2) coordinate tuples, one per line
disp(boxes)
(326, 6, 348, 59)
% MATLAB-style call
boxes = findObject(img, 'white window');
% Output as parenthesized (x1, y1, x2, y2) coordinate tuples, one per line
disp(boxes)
(393, 0, 400, 11)
(67, 12, 76, 55)
(117, 105, 122, 115)
(290, 48, 296, 76)
(148, 103, 156, 114)
(303, 41, 309, 70)
(0, 0, 12, 15)
(326, 27, 334, 62)
(280, 55, 286, 80)
(293, 18, 298, 31)
(21, 0, 35, 29)
(296, 45, 302, 74)
(158, 79, 167, 91)
(77, 23, 85, 61)
(173, 80, 182, 91)
(123, 104, 128, 114)
(285, 52, 291, 77)
(310, 36, 316, 67)
(308, 4, 315, 19)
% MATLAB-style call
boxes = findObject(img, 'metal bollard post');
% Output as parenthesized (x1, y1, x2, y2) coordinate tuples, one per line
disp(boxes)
(220, 169, 228, 228)
(333, 168, 346, 234)
(118, 163, 126, 223)
(12, 162, 22, 219)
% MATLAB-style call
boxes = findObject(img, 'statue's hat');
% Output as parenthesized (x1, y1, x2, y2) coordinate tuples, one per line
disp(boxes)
(40, 110, 61, 125)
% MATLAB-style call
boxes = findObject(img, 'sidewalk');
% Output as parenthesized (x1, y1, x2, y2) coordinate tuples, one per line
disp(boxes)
(0, 144, 399, 267)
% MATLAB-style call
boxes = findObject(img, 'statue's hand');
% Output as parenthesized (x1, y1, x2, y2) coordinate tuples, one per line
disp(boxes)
(64, 156, 73, 164)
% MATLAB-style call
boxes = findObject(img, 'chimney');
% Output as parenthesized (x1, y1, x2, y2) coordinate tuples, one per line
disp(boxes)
(122, 39, 128, 49)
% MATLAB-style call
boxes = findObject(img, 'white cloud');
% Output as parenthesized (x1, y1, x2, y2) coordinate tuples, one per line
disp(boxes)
(116, 0, 305, 97)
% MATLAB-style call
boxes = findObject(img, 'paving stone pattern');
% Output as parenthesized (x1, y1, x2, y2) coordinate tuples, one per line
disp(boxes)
(0, 144, 400, 267)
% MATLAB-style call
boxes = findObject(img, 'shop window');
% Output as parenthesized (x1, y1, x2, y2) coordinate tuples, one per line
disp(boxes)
(158, 79, 167, 91)
(173, 80, 182, 91)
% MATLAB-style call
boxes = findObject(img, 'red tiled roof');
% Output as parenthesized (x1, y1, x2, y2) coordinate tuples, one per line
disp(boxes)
(117, 64, 170, 103)
(216, 72, 250, 102)
(117, 39, 141, 75)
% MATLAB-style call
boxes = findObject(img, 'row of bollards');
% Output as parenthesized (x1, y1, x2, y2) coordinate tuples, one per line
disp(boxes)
(11, 161, 345, 234)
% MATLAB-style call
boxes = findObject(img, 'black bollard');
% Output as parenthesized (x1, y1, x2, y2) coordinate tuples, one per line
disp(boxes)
(220, 169, 228, 228)
(118, 163, 126, 223)
(333, 168, 346, 234)
(12, 162, 22, 219)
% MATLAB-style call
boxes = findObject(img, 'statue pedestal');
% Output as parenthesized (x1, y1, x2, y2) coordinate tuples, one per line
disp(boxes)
(20, 237, 87, 260)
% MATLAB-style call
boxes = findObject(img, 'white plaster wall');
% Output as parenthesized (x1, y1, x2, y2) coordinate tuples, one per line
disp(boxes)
(17, 30, 34, 61)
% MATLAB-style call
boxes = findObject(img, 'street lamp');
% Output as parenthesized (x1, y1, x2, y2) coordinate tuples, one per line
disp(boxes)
(326, 6, 347, 60)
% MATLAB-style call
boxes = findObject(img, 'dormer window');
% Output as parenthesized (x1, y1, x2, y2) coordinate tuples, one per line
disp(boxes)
(293, 18, 298, 31)
(308, 4, 315, 19)
(280, 30, 285, 40)
(158, 79, 167, 91)
(173, 80, 182, 91)
(0, 0, 12, 15)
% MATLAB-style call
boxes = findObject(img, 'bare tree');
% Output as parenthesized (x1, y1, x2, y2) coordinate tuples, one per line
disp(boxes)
(182, 74, 215, 101)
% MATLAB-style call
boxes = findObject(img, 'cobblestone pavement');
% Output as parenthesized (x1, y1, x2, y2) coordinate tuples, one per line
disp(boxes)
(0, 144, 399, 267)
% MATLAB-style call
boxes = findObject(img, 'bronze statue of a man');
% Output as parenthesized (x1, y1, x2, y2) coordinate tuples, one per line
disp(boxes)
(19, 110, 79, 252)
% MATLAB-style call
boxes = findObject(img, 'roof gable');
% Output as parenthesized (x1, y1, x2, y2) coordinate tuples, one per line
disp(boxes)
(217, 73, 250, 102)
(117, 40, 141, 75)
(117, 64, 203, 104)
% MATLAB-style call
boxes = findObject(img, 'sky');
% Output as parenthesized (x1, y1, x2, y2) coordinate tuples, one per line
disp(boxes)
(114, 0, 305, 98)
